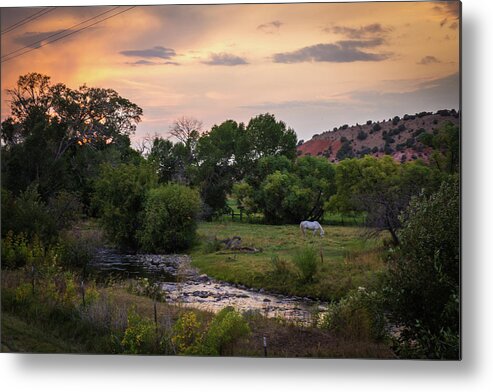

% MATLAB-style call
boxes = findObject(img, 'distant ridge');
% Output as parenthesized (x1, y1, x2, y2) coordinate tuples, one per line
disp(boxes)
(297, 109, 460, 163)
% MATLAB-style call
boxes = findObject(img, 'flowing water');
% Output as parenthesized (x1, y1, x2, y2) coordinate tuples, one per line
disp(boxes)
(88, 248, 327, 324)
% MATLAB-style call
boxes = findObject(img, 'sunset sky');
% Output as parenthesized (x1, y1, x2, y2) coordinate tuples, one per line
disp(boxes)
(0, 1, 460, 143)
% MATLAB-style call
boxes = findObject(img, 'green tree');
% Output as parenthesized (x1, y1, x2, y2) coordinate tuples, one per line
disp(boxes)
(328, 156, 440, 244)
(93, 163, 157, 250)
(138, 184, 201, 252)
(384, 176, 459, 359)
(246, 113, 297, 160)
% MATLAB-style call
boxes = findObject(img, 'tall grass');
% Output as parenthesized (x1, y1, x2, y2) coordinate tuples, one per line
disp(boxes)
(292, 246, 318, 283)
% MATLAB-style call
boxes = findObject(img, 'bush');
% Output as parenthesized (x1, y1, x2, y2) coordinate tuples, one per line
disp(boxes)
(200, 307, 250, 356)
(138, 184, 201, 252)
(172, 311, 204, 355)
(372, 123, 381, 133)
(292, 246, 318, 283)
(384, 176, 459, 359)
(1, 231, 56, 269)
(121, 308, 158, 354)
(318, 288, 386, 341)
(93, 163, 157, 250)
(1, 186, 58, 244)
(357, 130, 368, 141)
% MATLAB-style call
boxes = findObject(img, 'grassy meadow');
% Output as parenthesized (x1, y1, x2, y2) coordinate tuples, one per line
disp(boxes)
(192, 221, 387, 301)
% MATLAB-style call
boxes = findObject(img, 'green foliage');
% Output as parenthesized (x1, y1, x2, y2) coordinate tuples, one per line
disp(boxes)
(357, 130, 368, 140)
(328, 156, 443, 244)
(172, 311, 204, 355)
(242, 155, 335, 224)
(318, 288, 386, 341)
(1, 231, 51, 269)
(292, 246, 318, 283)
(138, 184, 201, 252)
(246, 113, 297, 160)
(336, 140, 354, 161)
(392, 116, 400, 125)
(121, 308, 157, 354)
(384, 176, 459, 359)
(200, 307, 251, 356)
(93, 162, 157, 250)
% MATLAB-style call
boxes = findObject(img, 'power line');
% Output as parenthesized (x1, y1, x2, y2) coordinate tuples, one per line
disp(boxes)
(1, 6, 137, 64)
(1, 8, 56, 34)
(1, 6, 121, 60)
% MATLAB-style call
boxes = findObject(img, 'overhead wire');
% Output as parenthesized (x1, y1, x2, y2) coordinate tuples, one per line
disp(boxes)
(1, 8, 56, 34)
(1, 6, 137, 64)
(1, 6, 121, 60)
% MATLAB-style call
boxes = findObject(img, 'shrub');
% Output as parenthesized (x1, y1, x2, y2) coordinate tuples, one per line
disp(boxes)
(93, 163, 157, 250)
(366, 120, 373, 125)
(292, 246, 318, 283)
(357, 130, 368, 140)
(172, 311, 204, 355)
(1, 186, 58, 244)
(138, 184, 201, 252)
(384, 176, 460, 359)
(200, 307, 251, 356)
(372, 123, 382, 133)
(392, 116, 400, 125)
(318, 288, 386, 341)
(121, 308, 158, 354)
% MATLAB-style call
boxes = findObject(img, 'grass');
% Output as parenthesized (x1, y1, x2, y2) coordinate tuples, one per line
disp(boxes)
(1, 271, 393, 357)
(1, 312, 79, 353)
(191, 221, 387, 301)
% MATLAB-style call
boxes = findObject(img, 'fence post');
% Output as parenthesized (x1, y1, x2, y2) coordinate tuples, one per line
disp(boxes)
(31, 265, 35, 295)
(81, 280, 86, 307)
(263, 336, 268, 357)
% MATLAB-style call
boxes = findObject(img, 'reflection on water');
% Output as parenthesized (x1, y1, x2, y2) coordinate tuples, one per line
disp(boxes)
(89, 248, 325, 324)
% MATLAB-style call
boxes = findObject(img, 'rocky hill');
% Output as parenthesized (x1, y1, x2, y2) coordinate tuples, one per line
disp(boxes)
(297, 109, 460, 163)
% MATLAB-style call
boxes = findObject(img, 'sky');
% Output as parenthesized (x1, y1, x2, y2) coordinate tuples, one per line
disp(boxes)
(0, 1, 460, 143)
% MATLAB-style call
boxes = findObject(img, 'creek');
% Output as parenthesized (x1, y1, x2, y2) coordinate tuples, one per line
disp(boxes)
(88, 248, 327, 324)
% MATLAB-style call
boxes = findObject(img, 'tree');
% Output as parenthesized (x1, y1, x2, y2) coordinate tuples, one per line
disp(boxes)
(168, 116, 203, 163)
(1, 73, 143, 201)
(384, 176, 459, 359)
(148, 137, 179, 183)
(241, 156, 335, 224)
(138, 184, 201, 252)
(194, 120, 251, 214)
(328, 156, 440, 244)
(246, 113, 297, 160)
(93, 163, 157, 250)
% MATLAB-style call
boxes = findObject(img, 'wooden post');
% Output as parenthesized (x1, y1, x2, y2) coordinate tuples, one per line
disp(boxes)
(31, 265, 35, 295)
(81, 280, 86, 307)
(263, 336, 267, 357)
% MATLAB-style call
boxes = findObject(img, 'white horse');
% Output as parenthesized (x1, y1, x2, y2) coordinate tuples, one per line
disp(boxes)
(300, 221, 325, 237)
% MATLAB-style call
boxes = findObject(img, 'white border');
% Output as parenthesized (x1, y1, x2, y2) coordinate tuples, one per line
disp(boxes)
(1, 1, 492, 391)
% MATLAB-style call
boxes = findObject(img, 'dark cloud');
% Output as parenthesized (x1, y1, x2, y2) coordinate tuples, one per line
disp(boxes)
(257, 20, 283, 34)
(127, 60, 180, 66)
(418, 55, 441, 65)
(449, 21, 459, 30)
(433, 2, 460, 19)
(325, 23, 391, 39)
(202, 53, 248, 66)
(120, 46, 176, 59)
(273, 40, 390, 64)
(12, 30, 68, 48)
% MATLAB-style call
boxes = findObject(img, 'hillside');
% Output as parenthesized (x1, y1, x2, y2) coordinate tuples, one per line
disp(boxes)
(297, 109, 460, 163)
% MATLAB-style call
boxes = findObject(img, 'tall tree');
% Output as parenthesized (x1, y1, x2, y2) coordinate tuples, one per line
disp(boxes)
(246, 113, 297, 160)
